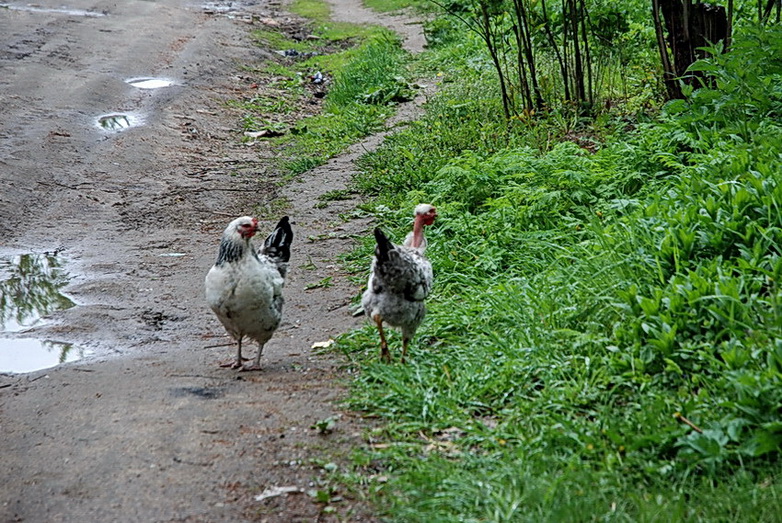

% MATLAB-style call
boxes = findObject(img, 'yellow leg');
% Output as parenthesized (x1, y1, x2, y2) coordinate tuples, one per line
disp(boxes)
(374, 315, 391, 362)
(219, 337, 244, 369)
(401, 337, 410, 364)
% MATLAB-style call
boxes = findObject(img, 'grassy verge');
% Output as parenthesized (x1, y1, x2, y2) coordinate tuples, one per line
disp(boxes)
(230, 0, 413, 178)
(331, 20, 782, 522)
(363, 0, 432, 13)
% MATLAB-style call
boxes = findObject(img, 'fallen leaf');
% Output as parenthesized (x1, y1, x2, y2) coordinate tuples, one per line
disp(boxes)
(254, 486, 302, 502)
(311, 339, 335, 350)
(258, 17, 280, 26)
(420, 430, 462, 456)
(435, 427, 466, 441)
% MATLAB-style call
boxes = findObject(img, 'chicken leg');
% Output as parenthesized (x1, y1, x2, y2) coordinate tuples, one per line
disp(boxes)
(401, 337, 410, 364)
(219, 337, 247, 369)
(374, 314, 391, 362)
(241, 342, 266, 372)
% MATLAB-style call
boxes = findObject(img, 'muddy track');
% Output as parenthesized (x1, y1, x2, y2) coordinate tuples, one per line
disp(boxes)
(0, 0, 433, 520)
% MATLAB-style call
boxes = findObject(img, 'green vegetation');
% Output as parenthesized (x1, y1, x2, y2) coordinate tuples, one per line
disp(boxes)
(363, 0, 432, 12)
(232, 0, 412, 178)
(291, 0, 374, 41)
(233, 0, 782, 518)
(276, 33, 410, 175)
(290, 0, 331, 22)
(327, 7, 782, 523)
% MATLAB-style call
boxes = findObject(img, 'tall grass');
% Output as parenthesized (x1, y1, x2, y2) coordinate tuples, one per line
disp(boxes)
(336, 24, 782, 521)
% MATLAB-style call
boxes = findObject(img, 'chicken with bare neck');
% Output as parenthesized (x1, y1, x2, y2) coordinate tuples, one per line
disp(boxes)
(362, 204, 437, 363)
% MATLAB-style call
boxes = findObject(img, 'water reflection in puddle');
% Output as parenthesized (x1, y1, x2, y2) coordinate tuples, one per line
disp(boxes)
(0, 4, 106, 17)
(0, 252, 83, 373)
(0, 252, 75, 332)
(98, 114, 130, 130)
(126, 77, 175, 89)
(97, 113, 139, 131)
(201, 1, 240, 14)
(0, 338, 87, 374)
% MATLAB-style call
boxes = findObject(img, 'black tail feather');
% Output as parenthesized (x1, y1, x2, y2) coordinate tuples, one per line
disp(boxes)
(261, 216, 294, 263)
(374, 227, 394, 262)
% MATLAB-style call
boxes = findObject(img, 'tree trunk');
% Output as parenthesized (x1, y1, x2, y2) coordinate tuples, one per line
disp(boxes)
(653, 0, 680, 99)
(517, 0, 544, 109)
(579, 0, 594, 107)
(479, 3, 511, 119)
(654, 0, 729, 99)
(567, 0, 587, 103)
(511, 2, 533, 112)
(542, 0, 570, 101)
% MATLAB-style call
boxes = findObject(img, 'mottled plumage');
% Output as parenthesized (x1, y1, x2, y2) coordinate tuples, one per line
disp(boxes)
(205, 216, 293, 370)
(362, 204, 437, 362)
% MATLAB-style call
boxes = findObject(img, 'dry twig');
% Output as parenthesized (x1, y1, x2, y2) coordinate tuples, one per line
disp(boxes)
(674, 412, 703, 433)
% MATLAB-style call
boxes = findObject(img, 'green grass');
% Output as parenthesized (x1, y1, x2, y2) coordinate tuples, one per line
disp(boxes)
(273, 32, 410, 175)
(233, 0, 411, 176)
(251, 29, 312, 53)
(331, 22, 782, 522)
(292, 0, 380, 42)
(363, 0, 431, 13)
(290, 0, 331, 20)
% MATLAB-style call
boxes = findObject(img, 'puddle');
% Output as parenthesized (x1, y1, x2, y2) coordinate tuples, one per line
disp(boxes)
(0, 4, 107, 17)
(98, 114, 130, 131)
(201, 1, 240, 13)
(126, 77, 175, 90)
(0, 338, 87, 374)
(97, 113, 141, 131)
(0, 252, 75, 332)
(0, 252, 83, 374)
(200, 1, 253, 18)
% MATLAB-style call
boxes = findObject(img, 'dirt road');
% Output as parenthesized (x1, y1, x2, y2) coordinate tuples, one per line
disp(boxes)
(0, 0, 429, 520)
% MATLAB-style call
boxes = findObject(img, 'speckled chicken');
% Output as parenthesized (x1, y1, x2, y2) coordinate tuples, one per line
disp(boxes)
(362, 204, 437, 363)
(205, 216, 293, 370)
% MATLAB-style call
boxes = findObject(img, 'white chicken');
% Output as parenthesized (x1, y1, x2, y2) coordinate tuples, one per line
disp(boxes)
(205, 215, 293, 371)
(362, 204, 437, 363)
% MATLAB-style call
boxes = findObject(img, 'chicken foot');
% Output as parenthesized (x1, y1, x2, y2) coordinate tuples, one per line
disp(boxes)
(240, 343, 265, 372)
(219, 337, 248, 369)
